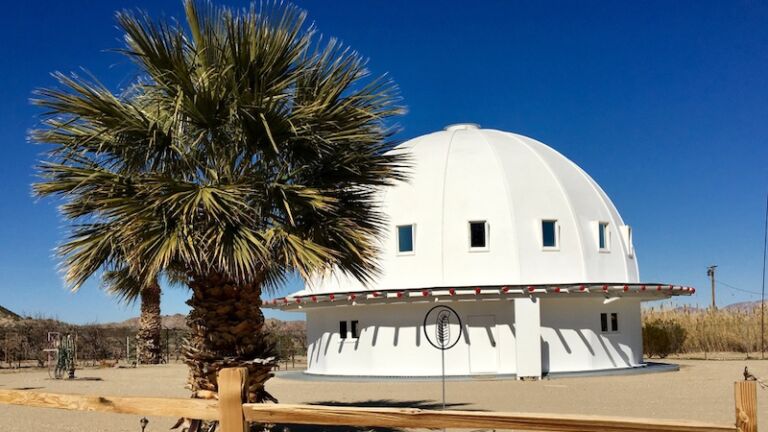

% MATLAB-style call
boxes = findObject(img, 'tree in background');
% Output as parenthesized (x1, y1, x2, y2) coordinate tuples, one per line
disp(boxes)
(136, 281, 162, 364)
(32, 0, 406, 410)
(103, 270, 163, 364)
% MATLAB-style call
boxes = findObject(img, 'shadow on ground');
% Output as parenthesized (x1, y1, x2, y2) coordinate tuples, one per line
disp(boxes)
(311, 399, 473, 410)
(265, 400, 477, 432)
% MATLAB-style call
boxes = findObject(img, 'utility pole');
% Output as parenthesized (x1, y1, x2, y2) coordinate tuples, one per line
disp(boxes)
(707, 265, 717, 309)
(760, 193, 767, 360)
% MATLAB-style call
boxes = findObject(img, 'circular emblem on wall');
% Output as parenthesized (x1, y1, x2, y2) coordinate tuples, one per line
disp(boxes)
(423, 305, 463, 350)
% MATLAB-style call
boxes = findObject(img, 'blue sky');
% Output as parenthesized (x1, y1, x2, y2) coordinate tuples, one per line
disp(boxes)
(1, 1, 766, 324)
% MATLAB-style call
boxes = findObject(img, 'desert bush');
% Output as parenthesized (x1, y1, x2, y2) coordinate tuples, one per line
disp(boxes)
(643, 304, 766, 355)
(643, 319, 687, 358)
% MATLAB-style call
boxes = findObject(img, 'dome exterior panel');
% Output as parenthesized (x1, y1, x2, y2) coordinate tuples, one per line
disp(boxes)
(305, 126, 641, 295)
(488, 131, 589, 284)
(514, 134, 638, 282)
(378, 133, 451, 289)
(441, 129, 520, 287)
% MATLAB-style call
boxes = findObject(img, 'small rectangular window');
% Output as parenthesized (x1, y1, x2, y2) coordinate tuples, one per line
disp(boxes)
(397, 225, 414, 253)
(339, 321, 348, 339)
(598, 222, 609, 250)
(469, 221, 487, 249)
(542, 220, 557, 248)
(350, 320, 359, 339)
(600, 313, 619, 333)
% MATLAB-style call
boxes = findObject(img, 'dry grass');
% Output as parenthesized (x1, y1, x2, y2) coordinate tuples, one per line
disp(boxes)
(643, 305, 768, 356)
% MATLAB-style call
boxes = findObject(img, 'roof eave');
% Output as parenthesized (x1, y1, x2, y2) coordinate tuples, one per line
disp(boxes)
(265, 283, 695, 311)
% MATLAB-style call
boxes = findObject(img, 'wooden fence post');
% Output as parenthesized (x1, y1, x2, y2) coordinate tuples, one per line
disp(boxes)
(734, 381, 757, 432)
(218, 368, 248, 432)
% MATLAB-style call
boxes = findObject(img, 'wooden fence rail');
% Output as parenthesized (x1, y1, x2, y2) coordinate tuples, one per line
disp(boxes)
(0, 367, 758, 432)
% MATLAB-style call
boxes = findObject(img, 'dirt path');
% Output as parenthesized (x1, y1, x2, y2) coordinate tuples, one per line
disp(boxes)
(1, 360, 765, 431)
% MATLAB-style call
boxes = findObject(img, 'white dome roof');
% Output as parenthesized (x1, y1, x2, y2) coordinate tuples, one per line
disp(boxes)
(306, 124, 639, 295)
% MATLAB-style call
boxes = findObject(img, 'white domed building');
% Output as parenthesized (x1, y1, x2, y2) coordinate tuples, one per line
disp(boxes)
(267, 124, 693, 378)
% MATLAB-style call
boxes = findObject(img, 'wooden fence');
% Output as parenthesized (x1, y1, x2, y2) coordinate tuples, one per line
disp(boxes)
(0, 367, 759, 432)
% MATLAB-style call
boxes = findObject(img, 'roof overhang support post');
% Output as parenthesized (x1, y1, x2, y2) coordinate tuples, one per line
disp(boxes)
(514, 297, 542, 380)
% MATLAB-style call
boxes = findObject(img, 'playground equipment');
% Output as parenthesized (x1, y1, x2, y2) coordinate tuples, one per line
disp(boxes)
(43, 332, 76, 379)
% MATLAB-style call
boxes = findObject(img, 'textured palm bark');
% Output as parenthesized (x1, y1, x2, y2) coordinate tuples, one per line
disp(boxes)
(137, 281, 162, 364)
(184, 273, 277, 403)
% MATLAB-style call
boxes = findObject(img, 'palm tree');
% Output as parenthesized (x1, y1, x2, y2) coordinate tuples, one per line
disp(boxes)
(103, 269, 163, 365)
(136, 281, 163, 364)
(32, 0, 406, 404)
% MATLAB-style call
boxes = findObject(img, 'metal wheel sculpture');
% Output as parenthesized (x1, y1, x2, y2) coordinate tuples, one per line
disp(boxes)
(57, 335, 75, 379)
(45, 332, 76, 379)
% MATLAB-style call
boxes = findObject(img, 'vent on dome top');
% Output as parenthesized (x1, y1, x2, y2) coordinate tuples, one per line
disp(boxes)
(444, 123, 480, 132)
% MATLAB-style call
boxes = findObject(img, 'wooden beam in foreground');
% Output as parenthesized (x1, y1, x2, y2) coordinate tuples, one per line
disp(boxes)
(0, 389, 219, 420)
(242, 403, 738, 432)
(734, 380, 758, 432)
(0, 387, 740, 432)
(218, 367, 248, 432)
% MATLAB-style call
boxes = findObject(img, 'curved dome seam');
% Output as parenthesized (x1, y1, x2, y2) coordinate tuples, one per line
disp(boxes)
(507, 133, 589, 281)
(439, 129, 459, 286)
(481, 130, 522, 283)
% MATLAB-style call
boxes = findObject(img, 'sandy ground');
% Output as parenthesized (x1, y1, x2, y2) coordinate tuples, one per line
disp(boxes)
(0, 360, 766, 431)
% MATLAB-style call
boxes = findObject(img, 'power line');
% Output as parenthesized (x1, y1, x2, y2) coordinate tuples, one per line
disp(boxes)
(716, 279, 762, 296)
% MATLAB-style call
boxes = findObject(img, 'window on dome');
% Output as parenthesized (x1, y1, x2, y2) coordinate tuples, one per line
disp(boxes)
(339, 321, 348, 339)
(542, 220, 558, 248)
(598, 222, 609, 251)
(469, 221, 488, 249)
(397, 224, 414, 253)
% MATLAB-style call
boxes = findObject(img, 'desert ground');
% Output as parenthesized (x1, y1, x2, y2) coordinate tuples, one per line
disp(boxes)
(0, 359, 766, 432)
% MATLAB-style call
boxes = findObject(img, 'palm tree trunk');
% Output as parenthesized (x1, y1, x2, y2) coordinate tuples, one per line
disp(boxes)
(184, 273, 277, 403)
(136, 281, 162, 364)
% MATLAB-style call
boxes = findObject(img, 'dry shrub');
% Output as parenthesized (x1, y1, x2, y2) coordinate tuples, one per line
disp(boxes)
(643, 319, 687, 358)
(643, 305, 767, 355)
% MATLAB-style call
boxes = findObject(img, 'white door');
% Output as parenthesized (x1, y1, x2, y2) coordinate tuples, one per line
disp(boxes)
(467, 315, 499, 374)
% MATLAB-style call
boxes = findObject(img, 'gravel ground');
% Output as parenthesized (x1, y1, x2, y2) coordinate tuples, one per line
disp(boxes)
(0, 359, 766, 431)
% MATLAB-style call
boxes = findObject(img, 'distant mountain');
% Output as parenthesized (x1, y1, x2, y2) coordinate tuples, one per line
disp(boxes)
(265, 318, 306, 332)
(104, 313, 188, 329)
(723, 300, 764, 312)
(0, 304, 21, 325)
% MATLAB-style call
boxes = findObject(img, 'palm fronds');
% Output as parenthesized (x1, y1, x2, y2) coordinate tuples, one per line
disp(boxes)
(32, 0, 407, 294)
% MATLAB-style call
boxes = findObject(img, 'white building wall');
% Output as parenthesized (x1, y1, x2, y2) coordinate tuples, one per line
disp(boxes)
(306, 301, 517, 376)
(304, 297, 643, 377)
(540, 297, 643, 373)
